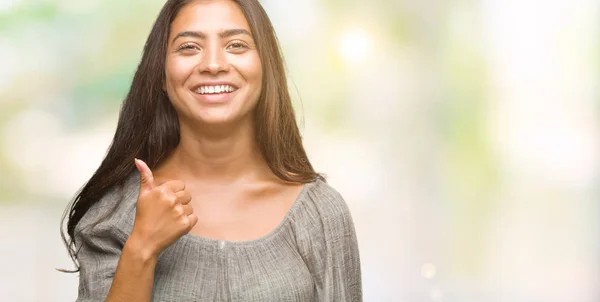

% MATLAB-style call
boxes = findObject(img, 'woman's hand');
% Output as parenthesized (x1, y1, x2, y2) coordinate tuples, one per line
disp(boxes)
(128, 158, 198, 259)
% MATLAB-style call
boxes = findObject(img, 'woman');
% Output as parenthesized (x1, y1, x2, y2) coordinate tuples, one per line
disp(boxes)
(61, 0, 362, 301)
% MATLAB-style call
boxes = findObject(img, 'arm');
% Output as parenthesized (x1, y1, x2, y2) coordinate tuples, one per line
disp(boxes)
(318, 202, 362, 301)
(299, 183, 363, 302)
(76, 159, 197, 301)
(105, 235, 157, 301)
(75, 227, 156, 302)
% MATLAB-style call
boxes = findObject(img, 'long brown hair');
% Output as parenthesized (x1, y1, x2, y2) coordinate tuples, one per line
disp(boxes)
(61, 0, 320, 271)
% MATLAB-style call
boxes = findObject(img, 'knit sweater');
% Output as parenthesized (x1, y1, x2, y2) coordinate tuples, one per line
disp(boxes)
(74, 172, 362, 301)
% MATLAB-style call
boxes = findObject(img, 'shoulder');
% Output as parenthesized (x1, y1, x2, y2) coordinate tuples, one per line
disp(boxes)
(75, 172, 140, 237)
(290, 178, 359, 257)
(293, 178, 354, 228)
(306, 178, 351, 212)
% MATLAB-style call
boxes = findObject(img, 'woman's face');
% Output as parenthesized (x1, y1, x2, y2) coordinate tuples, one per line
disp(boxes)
(165, 0, 262, 127)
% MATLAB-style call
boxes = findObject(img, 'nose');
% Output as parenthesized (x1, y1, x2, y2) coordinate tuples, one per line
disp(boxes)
(198, 43, 229, 75)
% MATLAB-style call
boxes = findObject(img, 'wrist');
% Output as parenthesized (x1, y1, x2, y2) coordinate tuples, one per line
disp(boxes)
(124, 233, 158, 264)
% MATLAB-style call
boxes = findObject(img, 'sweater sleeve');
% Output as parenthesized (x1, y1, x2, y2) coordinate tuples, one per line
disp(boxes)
(294, 180, 363, 302)
(75, 220, 127, 301)
(73, 176, 138, 301)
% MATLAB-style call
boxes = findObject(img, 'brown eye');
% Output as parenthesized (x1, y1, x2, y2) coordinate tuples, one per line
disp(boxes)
(227, 41, 248, 50)
(178, 43, 199, 52)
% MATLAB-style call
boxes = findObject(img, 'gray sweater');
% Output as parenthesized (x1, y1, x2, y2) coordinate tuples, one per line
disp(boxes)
(74, 173, 362, 301)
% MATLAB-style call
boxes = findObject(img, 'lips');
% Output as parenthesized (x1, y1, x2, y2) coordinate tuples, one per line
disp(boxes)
(188, 81, 240, 104)
(191, 81, 238, 92)
(190, 85, 239, 104)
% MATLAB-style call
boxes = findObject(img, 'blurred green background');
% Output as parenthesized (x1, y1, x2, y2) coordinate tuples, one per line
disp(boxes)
(1, 0, 598, 301)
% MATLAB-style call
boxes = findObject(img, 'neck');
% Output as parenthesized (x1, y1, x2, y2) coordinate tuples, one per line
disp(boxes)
(160, 117, 271, 184)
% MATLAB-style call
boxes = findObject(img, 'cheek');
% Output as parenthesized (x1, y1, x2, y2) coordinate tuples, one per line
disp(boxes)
(165, 57, 195, 88)
(234, 54, 263, 86)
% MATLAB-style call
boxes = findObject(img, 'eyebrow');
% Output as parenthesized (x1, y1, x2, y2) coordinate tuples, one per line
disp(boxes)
(171, 29, 252, 44)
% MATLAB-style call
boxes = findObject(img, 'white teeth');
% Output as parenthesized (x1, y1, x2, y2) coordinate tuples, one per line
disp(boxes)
(196, 85, 235, 94)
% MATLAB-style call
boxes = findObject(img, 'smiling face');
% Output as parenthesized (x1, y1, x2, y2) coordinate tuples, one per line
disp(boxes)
(165, 0, 263, 127)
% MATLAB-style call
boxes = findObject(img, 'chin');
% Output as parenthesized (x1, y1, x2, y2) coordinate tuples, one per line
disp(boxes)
(193, 111, 246, 127)
(178, 99, 253, 128)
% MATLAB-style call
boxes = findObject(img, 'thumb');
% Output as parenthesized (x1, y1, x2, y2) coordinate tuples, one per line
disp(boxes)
(134, 158, 154, 191)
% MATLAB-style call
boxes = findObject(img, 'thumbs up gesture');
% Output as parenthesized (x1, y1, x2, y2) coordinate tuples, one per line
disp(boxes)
(129, 158, 197, 258)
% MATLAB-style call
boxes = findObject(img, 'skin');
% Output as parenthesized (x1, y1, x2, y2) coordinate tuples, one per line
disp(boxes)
(106, 1, 304, 301)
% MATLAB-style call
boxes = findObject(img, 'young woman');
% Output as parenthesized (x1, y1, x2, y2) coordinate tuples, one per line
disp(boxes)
(61, 0, 362, 301)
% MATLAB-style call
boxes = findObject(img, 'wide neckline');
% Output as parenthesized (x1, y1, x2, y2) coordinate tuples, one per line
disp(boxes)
(179, 179, 318, 248)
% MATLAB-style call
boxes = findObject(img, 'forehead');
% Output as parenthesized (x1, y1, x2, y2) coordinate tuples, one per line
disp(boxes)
(170, 0, 251, 34)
